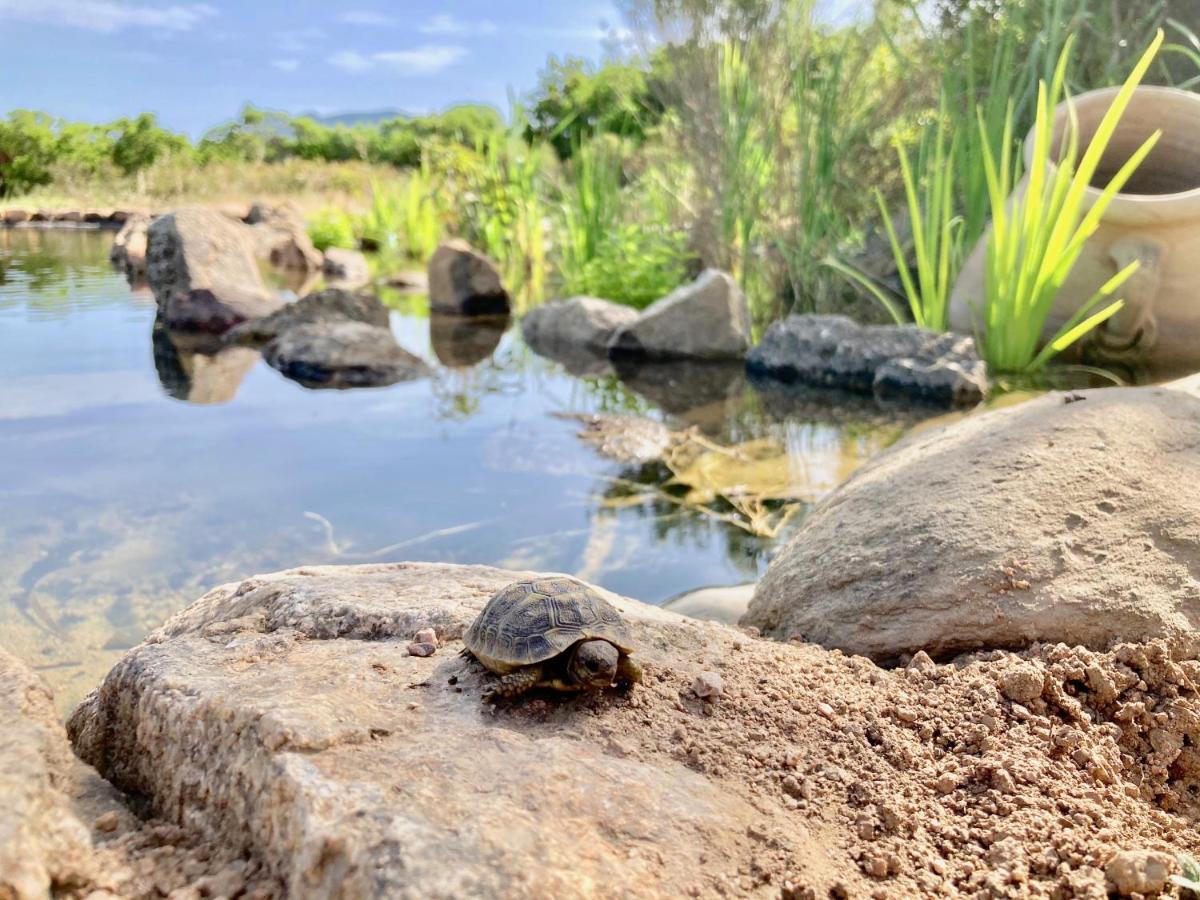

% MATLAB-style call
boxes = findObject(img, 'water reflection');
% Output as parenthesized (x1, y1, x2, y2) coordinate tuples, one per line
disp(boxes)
(430, 313, 509, 368)
(152, 319, 258, 405)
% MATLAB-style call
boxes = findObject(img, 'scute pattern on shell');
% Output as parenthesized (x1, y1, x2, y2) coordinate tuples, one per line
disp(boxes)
(464, 577, 634, 666)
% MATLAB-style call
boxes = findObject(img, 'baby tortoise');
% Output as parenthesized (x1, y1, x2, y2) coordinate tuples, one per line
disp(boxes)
(462, 577, 642, 700)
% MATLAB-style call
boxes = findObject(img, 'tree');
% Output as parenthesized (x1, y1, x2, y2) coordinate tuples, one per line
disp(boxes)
(0, 110, 58, 197)
(109, 113, 189, 175)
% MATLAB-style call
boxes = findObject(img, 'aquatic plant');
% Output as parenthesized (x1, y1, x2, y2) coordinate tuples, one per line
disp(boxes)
(974, 31, 1162, 373)
(560, 222, 690, 309)
(557, 136, 625, 280)
(306, 206, 356, 252)
(827, 98, 962, 331)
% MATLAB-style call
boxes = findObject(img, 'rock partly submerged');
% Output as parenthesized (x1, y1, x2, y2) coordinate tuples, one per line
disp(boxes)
(65, 562, 1200, 898)
(146, 208, 280, 332)
(225, 287, 390, 346)
(262, 320, 431, 389)
(522, 296, 638, 356)
(746, 314, 988, 407)
(322, 247, 371, 289)
(744, 384, 1200, 660)
(428, 240, 510, 316)
(609, 270, 752, 361)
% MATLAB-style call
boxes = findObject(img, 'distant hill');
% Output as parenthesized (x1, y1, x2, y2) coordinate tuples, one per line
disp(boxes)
(305, 110, 407, 126)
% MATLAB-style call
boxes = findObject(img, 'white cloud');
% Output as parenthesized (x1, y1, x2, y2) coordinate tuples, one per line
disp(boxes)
(338, 9, 395, 26)
(418, 14, 495, 36)
(271, 58, 300, 72)
(0, 0, 216, 32)
(328, 44, 467, 75)
(277, 26, 323, 52)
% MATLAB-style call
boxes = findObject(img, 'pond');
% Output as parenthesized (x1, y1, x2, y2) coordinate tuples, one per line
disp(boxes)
(0, 227, 913, 711)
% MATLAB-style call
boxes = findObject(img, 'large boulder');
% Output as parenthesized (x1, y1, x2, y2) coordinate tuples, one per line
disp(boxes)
(263, 321, 430, 389)
(146, 208, 279, 328)
(322, 247, 371, 289)
(744, 385, 1200, 660)
(66, 562, 1200, 898)
(608, 270, 751, 361)
(0, 649, 100, 897)
(522, 296, 638, 356)
(746, 314, 987, 407)
(225, 288, 390, 346)
(427, 240, 510, 315)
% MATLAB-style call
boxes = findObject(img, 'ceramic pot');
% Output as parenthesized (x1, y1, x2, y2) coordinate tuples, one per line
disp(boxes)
(950, 86, 1200, 371)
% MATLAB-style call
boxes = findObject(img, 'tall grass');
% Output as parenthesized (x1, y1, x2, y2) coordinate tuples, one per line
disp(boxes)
(716, 40, 775, 284)
(558, 136, 625, 279)
(975, 31, 1162, 373)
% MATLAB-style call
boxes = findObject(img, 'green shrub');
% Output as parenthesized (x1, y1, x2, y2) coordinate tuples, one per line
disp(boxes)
(561, 223, 691, 308)
(307, 207, 357, 252)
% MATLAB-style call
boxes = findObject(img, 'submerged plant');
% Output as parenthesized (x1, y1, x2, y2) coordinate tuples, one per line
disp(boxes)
(974, 31, 1162, 373)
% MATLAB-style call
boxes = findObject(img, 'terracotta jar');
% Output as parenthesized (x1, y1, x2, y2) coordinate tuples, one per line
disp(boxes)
(950, 86, 1200, 372)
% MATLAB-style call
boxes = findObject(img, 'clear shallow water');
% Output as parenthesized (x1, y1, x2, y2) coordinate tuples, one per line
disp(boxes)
(0, 228, 907, 710)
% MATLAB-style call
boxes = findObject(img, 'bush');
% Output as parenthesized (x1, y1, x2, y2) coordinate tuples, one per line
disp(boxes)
(307, 207, 357, 252)
(561, 223, 691, 308)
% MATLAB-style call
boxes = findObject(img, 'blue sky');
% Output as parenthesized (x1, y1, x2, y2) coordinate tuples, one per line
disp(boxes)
(0, 1, 626, 135)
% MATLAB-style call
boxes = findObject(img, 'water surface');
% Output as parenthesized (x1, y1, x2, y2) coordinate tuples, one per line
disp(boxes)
(0, 228, 904, 710)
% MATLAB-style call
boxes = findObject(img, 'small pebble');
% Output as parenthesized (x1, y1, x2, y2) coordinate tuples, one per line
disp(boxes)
(1105, 849, 1175, 896)
(907, 650, 936, 673)
(693, 671, 724, 700)
(414, 627, 438, 646)
(817, 702, 835, 720)
(406, 641, 436, 657)
(93, 810, 120, 833)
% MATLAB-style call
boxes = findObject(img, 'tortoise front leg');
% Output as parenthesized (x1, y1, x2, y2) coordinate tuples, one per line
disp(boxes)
(484, 665, 544, 701)
(616, 654, 643, 688)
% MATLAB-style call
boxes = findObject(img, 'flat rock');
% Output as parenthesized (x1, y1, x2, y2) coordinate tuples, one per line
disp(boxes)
(743, 386, 1200, 660)
(746, 314, 987, 407)
(263, 321, 431, 389)
(65, 563, 1200, 898)
(225, 288, 390, 346)
(608, 270, 751, 361)
(146, 208, 279, 329)
(522, 296, 638, 357)
(427, 240, 510, 315)
(322, 247, 370, 289)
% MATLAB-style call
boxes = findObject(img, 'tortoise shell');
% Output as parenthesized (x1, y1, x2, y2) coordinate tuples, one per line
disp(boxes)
(464, 577, 635, 674)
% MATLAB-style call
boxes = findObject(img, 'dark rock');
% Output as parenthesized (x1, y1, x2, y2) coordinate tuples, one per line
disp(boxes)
(427, 240, 510, 315)
(225, 288, 390, 346)
(746, 314, 987, 407)
(162, 287, 282, 335)
(263, 321, 431, 389)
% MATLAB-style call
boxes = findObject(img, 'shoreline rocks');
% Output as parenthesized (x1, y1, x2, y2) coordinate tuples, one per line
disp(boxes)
(224, 287, 390, 346)
(746, 314, 987, 407)
(522, 295, 639, 357)
(608, 270, 751, 361)
(428, 240, 510, 316)
(743, 385, 1200, 660)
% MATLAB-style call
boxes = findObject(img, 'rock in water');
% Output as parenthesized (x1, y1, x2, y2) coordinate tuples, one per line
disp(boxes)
(322, 248, 371, 289)
(522, 296, 639, 357)
(109, 211, 151, 279)
(746, 314, 987, 407)
(225, 288, 390, 346)
(743, 386, 1200, 660)
(146, 208, 279, 330)
(0, 649, 99, 896)
(608, 270, 751, 361)
(427, 240, 510, 315)
(244, 202, 323, 275)
(263, 321, 430, 389)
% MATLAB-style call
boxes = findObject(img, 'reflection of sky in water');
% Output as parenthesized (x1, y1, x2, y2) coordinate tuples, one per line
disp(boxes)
(0, 228, 905, 711)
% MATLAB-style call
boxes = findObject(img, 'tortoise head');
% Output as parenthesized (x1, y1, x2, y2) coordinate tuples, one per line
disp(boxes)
(567, 639, 619, 689)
